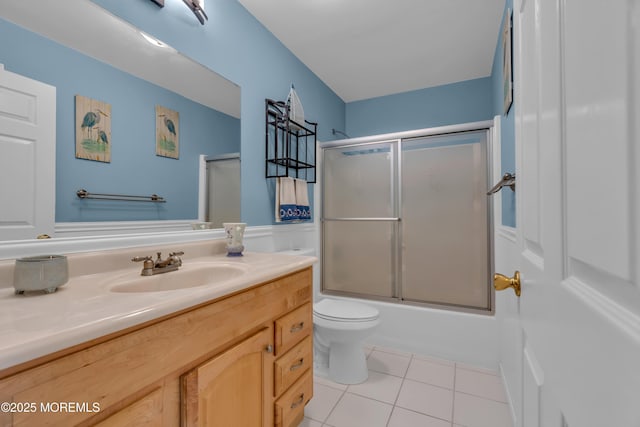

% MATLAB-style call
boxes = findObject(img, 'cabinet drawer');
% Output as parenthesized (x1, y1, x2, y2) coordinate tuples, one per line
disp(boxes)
(274, 303, 312, 356)
(274, 335, 312, 396)
(274, 370, 313, 427)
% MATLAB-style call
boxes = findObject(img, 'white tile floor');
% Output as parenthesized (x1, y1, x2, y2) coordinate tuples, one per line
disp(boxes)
(302, 346, 513, 427)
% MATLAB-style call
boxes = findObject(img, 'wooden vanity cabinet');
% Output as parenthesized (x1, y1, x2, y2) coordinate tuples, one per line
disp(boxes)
(182, 302, 314, 427)
(182, 327, 274, 427)
(0, 267, 312, 427)
(272, 303, 313, 427)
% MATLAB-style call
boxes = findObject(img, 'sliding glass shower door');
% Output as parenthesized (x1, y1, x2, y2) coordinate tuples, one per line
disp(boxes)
(321, 129, 491, 311)
(322, 141, 399, 298)
(401, 133, 490, 309)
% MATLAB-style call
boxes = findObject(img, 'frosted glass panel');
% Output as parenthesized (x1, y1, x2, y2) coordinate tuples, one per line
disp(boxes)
(206, 158, 240, 228)
(323, 143, 395, 218)
(323, 221, 395, 297)
(401, 135, 489, 309)
(321, 130, 490, 310)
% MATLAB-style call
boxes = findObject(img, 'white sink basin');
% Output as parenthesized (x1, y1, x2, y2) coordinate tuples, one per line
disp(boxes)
(108, 263, 248, 293)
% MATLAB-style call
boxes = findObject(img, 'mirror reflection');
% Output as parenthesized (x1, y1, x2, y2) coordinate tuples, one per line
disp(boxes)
(0, 0, 241, 240)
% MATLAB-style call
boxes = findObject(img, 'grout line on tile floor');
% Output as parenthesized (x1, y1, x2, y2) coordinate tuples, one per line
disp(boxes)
(321, 387, 347, 425)
(451, 361, 458, 425)
(454, 389, 509, 404)
(384, 353, 412, 427)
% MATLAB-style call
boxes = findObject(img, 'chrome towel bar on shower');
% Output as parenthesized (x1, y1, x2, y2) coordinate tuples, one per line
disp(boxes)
(76, 189, 166, 203)
(487, 173, 516, 195)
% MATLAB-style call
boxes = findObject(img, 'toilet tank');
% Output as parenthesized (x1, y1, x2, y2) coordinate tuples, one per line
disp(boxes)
(276, 248, 319, 300)
(276, 248, 316, 257)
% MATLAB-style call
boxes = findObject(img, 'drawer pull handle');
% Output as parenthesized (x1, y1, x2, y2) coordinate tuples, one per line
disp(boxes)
(289, 358, 305, 371)
(265, 344, 273, 353)
(290, 322, 304, 333)
(290, 393, 305, 409)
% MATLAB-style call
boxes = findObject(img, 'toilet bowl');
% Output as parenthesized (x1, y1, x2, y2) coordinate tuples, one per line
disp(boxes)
(313, 298, 380, 385)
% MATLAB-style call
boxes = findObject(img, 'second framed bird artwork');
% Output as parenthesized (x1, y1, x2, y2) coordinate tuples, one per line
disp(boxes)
(156, 105, 179, 159)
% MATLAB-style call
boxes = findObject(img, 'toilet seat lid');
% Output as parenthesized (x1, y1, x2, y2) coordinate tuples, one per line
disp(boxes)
(314, 299, 379, 322)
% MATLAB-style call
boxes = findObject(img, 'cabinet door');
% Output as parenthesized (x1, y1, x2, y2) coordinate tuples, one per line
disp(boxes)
(182, 327, 273, 427)
(95, 388, 163, 427)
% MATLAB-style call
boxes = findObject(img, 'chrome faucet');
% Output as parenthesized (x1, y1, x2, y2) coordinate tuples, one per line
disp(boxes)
(132, 251, 184, 276)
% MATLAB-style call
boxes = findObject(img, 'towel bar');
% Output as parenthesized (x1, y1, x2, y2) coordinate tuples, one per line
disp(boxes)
(76, 189, 166, 203)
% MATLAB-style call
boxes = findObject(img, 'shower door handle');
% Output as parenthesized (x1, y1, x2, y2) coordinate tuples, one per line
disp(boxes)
(494, 271, 521, 297)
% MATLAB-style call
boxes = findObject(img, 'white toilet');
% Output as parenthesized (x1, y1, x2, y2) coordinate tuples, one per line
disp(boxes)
(313, 298, 380, 385)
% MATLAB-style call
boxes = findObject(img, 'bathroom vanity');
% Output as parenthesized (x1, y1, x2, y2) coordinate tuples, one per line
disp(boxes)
(0, 241, 314, 426)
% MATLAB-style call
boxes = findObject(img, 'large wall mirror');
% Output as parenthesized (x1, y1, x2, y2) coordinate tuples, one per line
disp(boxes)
(0, 0, 241, 244)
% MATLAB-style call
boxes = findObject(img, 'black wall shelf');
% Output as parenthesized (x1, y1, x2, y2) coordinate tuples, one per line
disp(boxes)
(265, 99, 317, 183)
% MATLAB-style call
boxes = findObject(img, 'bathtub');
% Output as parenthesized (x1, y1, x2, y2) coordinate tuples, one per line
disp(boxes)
(330, 296, 500, 369)
(277, 247, 499, 370)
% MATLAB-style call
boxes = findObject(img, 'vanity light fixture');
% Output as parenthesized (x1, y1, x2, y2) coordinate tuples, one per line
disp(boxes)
(140, 31, 170, 48)
(183, 0, 208, 25)
(149, 0, 208, 25)
(139, 31, 178, 53)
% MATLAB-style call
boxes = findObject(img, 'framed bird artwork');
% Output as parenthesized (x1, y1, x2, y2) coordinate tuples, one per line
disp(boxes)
(156, 105, 179, 159)
(75, 95, 111, 163)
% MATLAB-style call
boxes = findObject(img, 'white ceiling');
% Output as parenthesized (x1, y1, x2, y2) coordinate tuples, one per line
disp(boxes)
(238, 0, 505, 102)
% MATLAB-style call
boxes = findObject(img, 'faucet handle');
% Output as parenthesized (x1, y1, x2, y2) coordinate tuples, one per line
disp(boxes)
(169, 251, 184, 267)
(132, 255, 154, 274)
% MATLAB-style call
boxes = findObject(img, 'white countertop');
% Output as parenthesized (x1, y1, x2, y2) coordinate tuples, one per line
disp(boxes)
(0, 251, 316, 371)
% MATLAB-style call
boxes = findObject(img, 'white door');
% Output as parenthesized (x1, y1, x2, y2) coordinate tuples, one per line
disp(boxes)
(505, 1, 640, 426)
(0, 65, 56, 240)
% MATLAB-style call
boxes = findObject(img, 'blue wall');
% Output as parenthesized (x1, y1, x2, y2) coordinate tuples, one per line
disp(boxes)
(92, 0, 346, 226)
(3, 1, 513, 227)
(343, 0, 516, 227)
(345, 77, 493, 138)
(0, 17, 240, 222)
(490, 0, 516, 227)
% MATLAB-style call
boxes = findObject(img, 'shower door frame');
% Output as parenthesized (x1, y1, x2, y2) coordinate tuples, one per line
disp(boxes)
(320, 120, 496, 314)
(321, 138, 403, 300)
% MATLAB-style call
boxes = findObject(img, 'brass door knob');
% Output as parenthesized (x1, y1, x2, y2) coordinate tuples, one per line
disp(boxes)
(494, 271, 521, 297)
